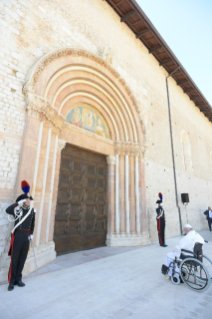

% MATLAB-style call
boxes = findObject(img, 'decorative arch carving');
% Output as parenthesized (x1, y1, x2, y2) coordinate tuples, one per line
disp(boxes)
(23, 48, 147, 152)
(14, 48, 150, 258)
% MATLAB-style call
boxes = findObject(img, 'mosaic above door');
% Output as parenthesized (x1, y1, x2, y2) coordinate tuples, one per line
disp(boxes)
(66, 104, 110, 139)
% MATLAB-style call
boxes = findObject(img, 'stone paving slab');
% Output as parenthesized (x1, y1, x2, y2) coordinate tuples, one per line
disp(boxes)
(24, 246, 141, 278)
(0, 229, 212, 319)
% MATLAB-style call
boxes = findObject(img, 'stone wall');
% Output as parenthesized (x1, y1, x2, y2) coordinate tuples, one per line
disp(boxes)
(0, 0, 211, 261)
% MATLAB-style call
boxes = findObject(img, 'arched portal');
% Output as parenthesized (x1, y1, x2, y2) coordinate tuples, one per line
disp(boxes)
(16, 48, 149, 266)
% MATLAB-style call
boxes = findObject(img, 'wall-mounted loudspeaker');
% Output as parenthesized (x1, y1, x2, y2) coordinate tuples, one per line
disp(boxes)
(181, 193, 189, 204)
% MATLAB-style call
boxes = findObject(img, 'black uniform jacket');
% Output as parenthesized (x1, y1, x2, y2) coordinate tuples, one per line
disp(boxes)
(156, 206, 165, 220)
(6, 203, 35, 234)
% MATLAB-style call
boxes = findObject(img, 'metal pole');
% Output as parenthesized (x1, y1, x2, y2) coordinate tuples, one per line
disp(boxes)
(184, 203, 188, 224)
(165, 222, 178, 237)
(166, 66, 183, 235)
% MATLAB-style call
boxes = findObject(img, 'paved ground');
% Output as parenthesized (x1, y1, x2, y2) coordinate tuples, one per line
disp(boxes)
(0, 229, 212, 319)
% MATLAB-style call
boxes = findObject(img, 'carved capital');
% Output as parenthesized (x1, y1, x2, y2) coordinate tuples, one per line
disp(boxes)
(23, 83, 65, 131)
(58, 139, 66, 151)
(22, 81, 36, 95)
(106, 155, 116, 165)
(115, 141, 145, 158)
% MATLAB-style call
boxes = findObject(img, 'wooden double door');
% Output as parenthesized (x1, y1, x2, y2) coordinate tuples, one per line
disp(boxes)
(54, 145, 107, 255)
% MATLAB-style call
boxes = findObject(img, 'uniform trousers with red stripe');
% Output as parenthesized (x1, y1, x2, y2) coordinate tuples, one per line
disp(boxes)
(8, 229, 30, 284)
(157, 217, 165, 246)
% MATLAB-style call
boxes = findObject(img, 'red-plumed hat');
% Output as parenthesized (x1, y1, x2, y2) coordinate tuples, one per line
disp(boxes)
(158, 193, 163, 201)
(156, 192, 163, 204)
(21, 180, 30, 194)
(16, 180, 33, 202)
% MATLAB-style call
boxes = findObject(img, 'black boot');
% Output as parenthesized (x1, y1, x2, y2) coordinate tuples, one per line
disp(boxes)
(8, 284, 14, 291)
(15, 280, 25, 287)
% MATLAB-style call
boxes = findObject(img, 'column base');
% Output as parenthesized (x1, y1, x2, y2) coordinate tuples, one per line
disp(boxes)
(106, 233, 151, 246)
(0, 241, 56, 283)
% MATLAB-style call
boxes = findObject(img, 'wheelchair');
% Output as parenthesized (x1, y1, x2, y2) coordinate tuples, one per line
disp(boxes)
(161, 242, 212, 292)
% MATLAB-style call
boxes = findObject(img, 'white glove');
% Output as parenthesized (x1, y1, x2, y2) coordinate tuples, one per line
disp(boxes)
(30, 235, 34, 240)
(18, 199, 26, 206)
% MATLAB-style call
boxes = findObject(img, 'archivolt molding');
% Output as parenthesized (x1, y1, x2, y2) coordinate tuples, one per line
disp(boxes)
(31, 49, 119, 87)
(25, 48, 147, 146)
(23, 82, 65, 131)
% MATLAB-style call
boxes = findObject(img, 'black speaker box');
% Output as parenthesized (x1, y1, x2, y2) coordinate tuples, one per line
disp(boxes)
(181, 193, 189, 204)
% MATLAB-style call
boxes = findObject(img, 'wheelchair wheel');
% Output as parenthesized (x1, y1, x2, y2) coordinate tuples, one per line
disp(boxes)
(171, 274, 180, 285)
(180, 258, 211, 292)
(202, 254, 212, 279)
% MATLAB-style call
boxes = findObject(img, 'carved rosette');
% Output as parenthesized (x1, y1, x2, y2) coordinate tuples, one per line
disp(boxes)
(115, 141, 145, 158)
(23, 83, 65, 131)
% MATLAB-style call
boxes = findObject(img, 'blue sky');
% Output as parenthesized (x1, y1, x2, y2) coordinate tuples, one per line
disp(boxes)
(136, 0, 212, 105)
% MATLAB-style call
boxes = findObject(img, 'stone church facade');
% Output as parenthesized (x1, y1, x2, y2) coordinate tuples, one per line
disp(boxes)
(0, 0, 212, 281)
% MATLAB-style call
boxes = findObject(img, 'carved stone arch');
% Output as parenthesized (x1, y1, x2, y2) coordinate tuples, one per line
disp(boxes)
(12, 48, 150, 274)
(23, 48, 147, 149)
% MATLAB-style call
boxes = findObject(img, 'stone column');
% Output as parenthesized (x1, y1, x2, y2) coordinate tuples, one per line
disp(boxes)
(45, 135, 58, 243)
(35, 127, 52, 246)
(106, 156, 116, 235)
(129, 154, 136, 233)
(125, 154, 130, 235)
(119, 154, 125, 233)
(107, 142, 150, 246)
(135, 155, 140, 234)
(31, 122, 43, 199)
(47, 139, 66, 242)
(115, 154, 120, 234)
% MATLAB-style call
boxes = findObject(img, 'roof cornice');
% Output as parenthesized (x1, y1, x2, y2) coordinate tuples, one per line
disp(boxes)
(105, 0, 212, 122)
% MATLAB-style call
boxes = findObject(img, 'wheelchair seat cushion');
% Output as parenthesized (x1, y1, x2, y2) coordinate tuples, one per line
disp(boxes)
(180, 253, 195, 260)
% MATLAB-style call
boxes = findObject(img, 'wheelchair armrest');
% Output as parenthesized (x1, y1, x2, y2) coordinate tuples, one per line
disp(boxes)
(181, 249, 194, 255)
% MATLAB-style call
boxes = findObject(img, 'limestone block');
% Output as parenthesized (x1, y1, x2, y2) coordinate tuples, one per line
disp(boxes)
(0, 219, 9, 226)
(106, 233, 151, 247)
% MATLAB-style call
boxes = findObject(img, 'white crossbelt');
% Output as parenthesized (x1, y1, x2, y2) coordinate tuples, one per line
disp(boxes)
(11, 207, 32, 234)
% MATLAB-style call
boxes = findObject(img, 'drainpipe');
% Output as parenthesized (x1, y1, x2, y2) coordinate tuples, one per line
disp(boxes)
(166, 66, 183, 235)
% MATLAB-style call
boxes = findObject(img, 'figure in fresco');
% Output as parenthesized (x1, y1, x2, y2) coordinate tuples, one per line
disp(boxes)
(66, 105, 110, 138)
(70, 107, 82, 127)
(95, 117, 106, 138)
(83, 110, 95, 133)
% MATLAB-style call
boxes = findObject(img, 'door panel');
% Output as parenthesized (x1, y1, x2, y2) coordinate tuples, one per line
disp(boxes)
(54, 144, 107, 255)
